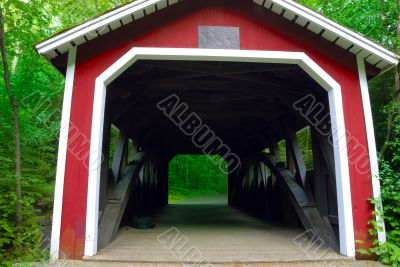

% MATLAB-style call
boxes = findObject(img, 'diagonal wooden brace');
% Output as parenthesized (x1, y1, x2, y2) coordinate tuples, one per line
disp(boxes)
(98, 152, 147, 250)
(258, 153, 340, 252)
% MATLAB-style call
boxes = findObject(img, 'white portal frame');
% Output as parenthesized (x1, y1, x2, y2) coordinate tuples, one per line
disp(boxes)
(50, 47, 77, 261)
(357, 56, 387, 244)
(84, 47, 355, 257)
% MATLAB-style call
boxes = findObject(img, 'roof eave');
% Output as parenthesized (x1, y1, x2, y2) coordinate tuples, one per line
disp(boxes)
(36, 0, 399, 72)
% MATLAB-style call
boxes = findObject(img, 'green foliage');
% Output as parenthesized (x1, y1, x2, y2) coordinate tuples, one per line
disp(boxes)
(298, 0, 400, 153)
(302, 0, 400, 234)
(369, 154, 400, 266)
(0, 0, 399, 265)
(369, 69, 397, 150)
(168, 155, 227, 202)
(0, 182, 46, 265)
(355, 114, 400, 266)
(54, 0, 133, 27)
(276, 128, 313, 169)
(380, 160, 400, 230)
(297, 2, 400, 266)
(297, 0, 399, 51)
(0, 0, 131, 265)
(297, 127, 313, 169)
(0, 0, 62, 264)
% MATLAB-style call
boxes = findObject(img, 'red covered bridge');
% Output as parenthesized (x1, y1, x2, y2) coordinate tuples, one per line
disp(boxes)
(36, 0, 399, 264)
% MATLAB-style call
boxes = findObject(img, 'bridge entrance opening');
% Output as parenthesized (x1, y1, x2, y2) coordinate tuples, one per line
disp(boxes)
(86, 58, 348, 264)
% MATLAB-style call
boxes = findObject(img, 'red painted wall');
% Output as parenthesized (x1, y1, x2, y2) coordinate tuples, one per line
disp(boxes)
(60, 0, 374, 259)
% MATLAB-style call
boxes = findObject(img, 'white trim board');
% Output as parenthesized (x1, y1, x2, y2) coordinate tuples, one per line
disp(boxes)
(35, 0, 398, 71)
(357, 56, 387, 244)
(50, 46, 77, 261)
(84, 47, 355, 257)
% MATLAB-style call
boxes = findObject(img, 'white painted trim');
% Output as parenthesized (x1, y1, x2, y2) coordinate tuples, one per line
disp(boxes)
(50, 46, 77, 261)
(357, 56, 387, 244)
(36, 0, 399, 70)
(85, 47, 355, 257)
(36, 0, 176, 55)
(264, 0, 399, 65)
(327, 77, 355, 257)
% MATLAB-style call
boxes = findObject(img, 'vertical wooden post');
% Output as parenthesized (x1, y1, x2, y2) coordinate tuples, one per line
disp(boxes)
(285, 128, 307, 187)
(228, 170, 234, 205)
(228, 168, 239, 206)
(273, 143, 281, 162)
(271, 143, 280, 190)
(312, 130, 338, 221)
(286, 144, 296, 173)
(129, 140, 138, 162)
(312, 130, 329, 216)
(163, 158, 169, 205)
(120, 141, 129, 174)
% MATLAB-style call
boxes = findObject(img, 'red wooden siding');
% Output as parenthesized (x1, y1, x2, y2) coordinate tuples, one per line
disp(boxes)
(60, 0, 373, 259)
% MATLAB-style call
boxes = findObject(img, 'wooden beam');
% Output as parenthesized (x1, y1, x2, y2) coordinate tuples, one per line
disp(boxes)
(312, 130, 338, 217)
(257, 153, 339, 252)
(123, 61, 307, 91)
(273, 143, 282, 162)
(117, 70, 210, 84)
(312, 131, 329, 216)
(313, 131, 336, 183)
(217, 63, 298, 74)
(98, 152, 147, 250)
(113, 79, 308, 97)
(114, 104, 282, 126)
(118, 75, 302, 92)
(139, 61, 298, 75)
(128, 139, 138, 162)
(111, 130, 129, 183)
(125, 63, 154, 76)
(285, 125, 307, 187)
(111, 88, 149, 121)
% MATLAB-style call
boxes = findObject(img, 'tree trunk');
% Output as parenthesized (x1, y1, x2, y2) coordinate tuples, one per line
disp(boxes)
(378, 7, 400, 156)
(380, 69, 400, 155)
(379, 108, 393, 156)
(0, 6, 22, 227)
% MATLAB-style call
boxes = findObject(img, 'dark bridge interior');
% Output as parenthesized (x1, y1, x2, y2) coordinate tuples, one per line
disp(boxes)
(108, 60, 327, 154)
(96, 60, 340, 255)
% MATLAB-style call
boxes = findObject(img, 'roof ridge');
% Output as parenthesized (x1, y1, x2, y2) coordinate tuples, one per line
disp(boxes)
(36, 0, 399, 72)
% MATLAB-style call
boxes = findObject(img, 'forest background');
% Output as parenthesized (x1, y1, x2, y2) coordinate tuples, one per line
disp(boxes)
(0, 0, 399, 265)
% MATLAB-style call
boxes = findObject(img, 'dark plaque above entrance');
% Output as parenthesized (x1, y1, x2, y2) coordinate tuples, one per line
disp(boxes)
(198, 26, 240, 49)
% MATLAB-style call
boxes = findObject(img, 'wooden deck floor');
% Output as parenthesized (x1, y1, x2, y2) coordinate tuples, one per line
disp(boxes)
(85, 196, 352, 265)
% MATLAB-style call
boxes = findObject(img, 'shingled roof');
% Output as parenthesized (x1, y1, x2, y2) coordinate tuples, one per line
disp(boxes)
(36, 0, 399, 72)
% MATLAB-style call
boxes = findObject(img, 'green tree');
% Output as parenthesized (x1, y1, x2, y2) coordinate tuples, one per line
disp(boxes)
(297, 0, 400, 265)
(0, 2, 22, 228)
(0, 0, 399, 265)
(168, 155, 228, 202)
(0, 0, 131, 264)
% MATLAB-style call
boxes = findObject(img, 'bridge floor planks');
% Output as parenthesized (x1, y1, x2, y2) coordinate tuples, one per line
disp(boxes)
(85, 197, 350, 264)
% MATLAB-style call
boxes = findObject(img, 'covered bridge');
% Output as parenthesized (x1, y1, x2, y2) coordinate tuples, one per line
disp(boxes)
(36, 0, 399, 264)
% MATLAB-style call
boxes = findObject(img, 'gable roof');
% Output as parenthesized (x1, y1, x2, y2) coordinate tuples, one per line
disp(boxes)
(36, 0, 399, 72)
